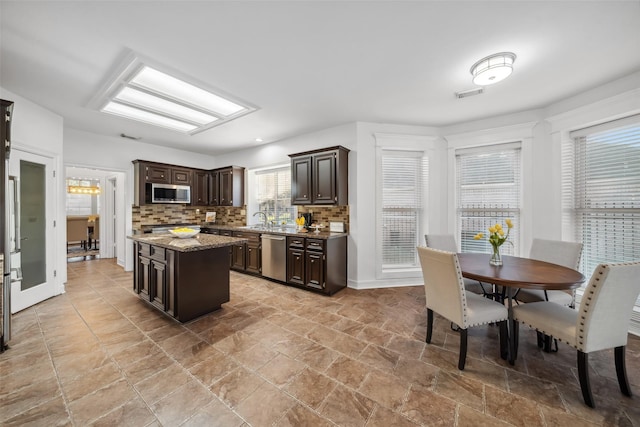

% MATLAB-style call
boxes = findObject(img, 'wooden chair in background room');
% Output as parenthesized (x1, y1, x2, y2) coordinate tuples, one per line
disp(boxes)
(66, 216, 88, 252)
(91, 217, 100, 250)
(425, 234, 488, 296)
(417, 246, 509, 370)
(513, 261, 640, 408)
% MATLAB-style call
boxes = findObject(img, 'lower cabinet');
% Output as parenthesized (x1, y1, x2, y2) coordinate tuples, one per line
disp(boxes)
(134, 242, 175, 316)
(133, 241, 229, 321)
(231, 231, 261, 275)
(287, 236, 346, 295)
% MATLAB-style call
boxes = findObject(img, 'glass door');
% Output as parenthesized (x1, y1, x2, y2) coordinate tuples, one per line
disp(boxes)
(9, 150, 55, 313)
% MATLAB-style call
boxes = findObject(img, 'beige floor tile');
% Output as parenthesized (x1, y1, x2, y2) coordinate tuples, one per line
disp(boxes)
(235, 381, 297, 426)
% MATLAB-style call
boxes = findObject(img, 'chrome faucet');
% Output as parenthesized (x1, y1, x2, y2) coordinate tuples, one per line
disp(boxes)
(253, 211, 268, 227)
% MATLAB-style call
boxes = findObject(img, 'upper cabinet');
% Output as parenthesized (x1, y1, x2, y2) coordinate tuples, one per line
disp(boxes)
(289, 146, 349, 205)
(193, 170, 210, 205)
(215, 166, 244, 207)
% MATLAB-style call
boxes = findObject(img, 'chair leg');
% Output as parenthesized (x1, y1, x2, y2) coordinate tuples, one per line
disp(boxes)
(426, 309, 433, 344)
(499, 320, 509, 360)
(458, 328, 468, 370)
(577, 350, 595, 408)
(615, 346, 632, 397)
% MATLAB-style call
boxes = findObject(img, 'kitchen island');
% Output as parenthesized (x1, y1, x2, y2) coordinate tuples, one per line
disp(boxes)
(129, 233, 247, 322)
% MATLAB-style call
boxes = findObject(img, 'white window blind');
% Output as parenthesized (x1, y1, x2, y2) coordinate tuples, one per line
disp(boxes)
(380, 150, 428, 271)
(456, 144, 521, 255)
(253, 166, 295, 225)
(563, 117, 640, 331)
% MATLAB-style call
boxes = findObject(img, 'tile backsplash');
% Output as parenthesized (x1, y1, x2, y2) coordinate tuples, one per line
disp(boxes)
(132, 204, 349, 232)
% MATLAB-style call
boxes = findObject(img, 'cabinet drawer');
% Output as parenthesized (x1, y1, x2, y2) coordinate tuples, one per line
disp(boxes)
(287, 236, 305, 249)
(139, 243, 166, 261)
(306, 239, 324, 252)
(233, 231, 260, 243)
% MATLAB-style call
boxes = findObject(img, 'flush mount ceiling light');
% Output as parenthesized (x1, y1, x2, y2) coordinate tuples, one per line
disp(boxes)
(90, 53, 257, 135)
(470, 52, 516, 86)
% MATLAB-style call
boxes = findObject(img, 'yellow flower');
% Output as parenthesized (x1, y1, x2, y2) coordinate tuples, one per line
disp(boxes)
(498, 229, 505, 236)
(495, 223, 502, 231)
(473, 233, 484, 240)
(488, 226, 496, 234)
(505, 218, 513, 229)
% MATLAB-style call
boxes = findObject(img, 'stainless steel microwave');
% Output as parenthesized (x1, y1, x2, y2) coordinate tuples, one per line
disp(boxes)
(151, 183, 191, 204)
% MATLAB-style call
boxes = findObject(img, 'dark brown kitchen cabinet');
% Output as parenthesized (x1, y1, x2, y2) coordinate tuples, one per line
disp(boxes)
(133, 160, 194, 205)
(134, 242, 174, 315)
(193, 170, 210, 205)
(172, 167, 192, 185)
(133, 240, 229, 322)
(289, 146, 349, 206)
(231, 231, 261, 274)
(291, 156, 312, 205)
(286, 235, 346, 295)
(287, 237, 306, 285)
(208, 166, 244, 207)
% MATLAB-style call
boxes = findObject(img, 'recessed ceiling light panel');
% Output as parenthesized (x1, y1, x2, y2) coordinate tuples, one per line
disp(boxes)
(91, 52, 257, 135)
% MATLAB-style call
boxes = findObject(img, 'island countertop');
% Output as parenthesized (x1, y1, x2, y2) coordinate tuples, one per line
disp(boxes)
(128, 233, 248, 252)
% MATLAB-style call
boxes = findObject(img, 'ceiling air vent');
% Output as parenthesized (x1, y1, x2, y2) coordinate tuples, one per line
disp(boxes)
(455, 88, 484, 99)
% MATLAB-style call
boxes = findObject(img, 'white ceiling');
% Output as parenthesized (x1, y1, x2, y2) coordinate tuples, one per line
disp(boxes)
(1, 1, 639, 156)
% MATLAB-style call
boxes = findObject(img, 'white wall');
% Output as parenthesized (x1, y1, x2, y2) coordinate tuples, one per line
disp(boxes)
(0, 87, 66, 292)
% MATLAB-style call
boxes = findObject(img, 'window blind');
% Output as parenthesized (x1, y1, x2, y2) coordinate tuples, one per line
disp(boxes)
(456, 144, 521, 255)
(563, 118, 640, 332)
(254, 166, 295, 225)
(380, 150, 428, 271)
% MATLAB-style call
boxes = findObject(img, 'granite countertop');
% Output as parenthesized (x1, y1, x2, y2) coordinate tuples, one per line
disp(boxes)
(200, 224, 348, 240)
(128, 233, 248, 252)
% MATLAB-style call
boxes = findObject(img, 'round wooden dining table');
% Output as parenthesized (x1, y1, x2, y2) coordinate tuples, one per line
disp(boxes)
(457, 253, 586, 364)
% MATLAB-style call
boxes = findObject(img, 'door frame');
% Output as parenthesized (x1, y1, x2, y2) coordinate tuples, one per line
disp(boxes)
(9, 146, 59, 313)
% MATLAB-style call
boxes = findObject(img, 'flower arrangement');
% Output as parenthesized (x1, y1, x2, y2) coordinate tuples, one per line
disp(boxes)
(473, 218, 513, 266)
(295, 216, 306, 230)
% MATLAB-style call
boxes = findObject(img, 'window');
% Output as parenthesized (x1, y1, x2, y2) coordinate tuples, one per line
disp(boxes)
(564, 115, 640, 316)
(379, 150, 428, 273)
(249, 166, 295, 225)
(456, 143, 521, 255)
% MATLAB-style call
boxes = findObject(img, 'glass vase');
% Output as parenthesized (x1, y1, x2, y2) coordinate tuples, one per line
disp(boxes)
(490, 244, 502, 266)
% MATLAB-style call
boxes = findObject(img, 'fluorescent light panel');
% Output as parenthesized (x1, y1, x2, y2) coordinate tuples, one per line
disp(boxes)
(98, 60, 254, 134)
(131, 67, 246, 117)
(103, 102, 198, 133)
(114, 87, 218, 125)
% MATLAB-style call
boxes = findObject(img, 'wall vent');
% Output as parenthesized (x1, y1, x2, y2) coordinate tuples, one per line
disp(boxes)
(455, 88, 484, 99)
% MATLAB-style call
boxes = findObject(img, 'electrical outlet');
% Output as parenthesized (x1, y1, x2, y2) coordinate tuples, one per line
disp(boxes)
(241, 209, 246, 215)
(196, 209, 200, 214)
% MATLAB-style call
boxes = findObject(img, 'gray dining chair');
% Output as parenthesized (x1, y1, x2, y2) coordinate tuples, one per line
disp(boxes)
(516, 238, 583, 306)
(418, 246, 508, 370)
(513, 261, 640, 408)
(424, 234, 488, 296)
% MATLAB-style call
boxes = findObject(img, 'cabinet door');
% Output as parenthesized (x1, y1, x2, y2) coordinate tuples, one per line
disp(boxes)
(137, 256, 152, 300)
(145, 164, 171, 184)
(291, 156, 312, 205)
(287, 248, 305, 285)
(219, 169, 233, 206)
(231, 243, 245, 270)
(209, 172, 219, 206)
(306, 251, 325, 290)
(246, 241, 261, 274)
(193, 171, 209, 205)
(151, 260, 166, 309)
(172, 167, 192, 184)
(313, 151, 336, 204)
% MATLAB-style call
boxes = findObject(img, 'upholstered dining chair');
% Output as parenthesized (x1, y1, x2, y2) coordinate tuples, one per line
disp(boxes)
(513, 261, 640, 408)
(418, 246, 509, 370)
(425, 234, 488, 296)
(516, 238, 583, 306)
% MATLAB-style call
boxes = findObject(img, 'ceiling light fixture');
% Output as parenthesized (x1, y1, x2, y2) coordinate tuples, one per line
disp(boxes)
(90, 52, 258, 135)
(470, 52, 516, 86)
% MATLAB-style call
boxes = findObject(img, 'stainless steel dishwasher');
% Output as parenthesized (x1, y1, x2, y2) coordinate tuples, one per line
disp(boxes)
(261, 234, 287, 281)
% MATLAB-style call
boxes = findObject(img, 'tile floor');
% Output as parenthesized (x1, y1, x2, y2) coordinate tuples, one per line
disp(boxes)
(1, 258, 638, 426)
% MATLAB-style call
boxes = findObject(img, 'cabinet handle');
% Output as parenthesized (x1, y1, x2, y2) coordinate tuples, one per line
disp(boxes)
(303, 194, 307, 198)
(318, 194, 321, 197)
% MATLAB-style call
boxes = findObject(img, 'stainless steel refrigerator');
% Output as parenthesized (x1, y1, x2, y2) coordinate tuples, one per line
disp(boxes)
(1, 98, 14, 352)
